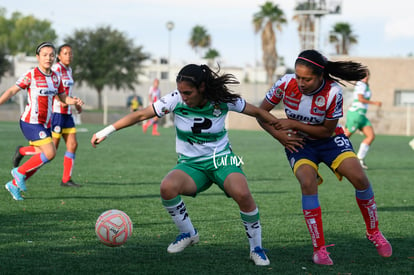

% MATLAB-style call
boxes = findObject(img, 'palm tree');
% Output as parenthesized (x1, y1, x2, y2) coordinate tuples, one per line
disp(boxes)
(253, 1, 287, 85)
(204, 48, 220, 67)
(329, 22, 358, 55)
(189, 25, 211, 57)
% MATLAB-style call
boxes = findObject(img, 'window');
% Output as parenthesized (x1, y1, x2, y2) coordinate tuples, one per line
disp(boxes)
(394, 90, 414, 106)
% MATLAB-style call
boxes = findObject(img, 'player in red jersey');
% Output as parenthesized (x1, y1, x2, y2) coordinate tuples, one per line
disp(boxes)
(0, 42, 83, 200)
(51, 44, 82, 187)
(142, 78, 161, 136)
(258, 50, 392, 265)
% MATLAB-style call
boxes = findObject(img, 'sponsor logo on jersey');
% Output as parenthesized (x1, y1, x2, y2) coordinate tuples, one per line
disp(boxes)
(213, 148, 244, 169)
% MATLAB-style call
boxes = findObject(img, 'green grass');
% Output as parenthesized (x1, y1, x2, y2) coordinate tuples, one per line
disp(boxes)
(0, 121, 413, 274)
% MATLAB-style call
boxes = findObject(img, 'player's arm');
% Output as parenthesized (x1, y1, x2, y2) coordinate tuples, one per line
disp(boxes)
(357, 94, 382, 106)
(57, 93, 84, 106)
(274, 118, 338, 139)
(0, 85, 20, 105)
(91, 105, 157, 147)
(257, 99, 304, 153)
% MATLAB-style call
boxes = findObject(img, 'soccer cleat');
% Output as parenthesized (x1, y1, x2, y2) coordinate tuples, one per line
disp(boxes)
(11, 168, 27, 191)
(152, 131, 161, 136)
(367, 231, 392, 257)
(167, 229, 199, 253)
(5, 181, 24, 201)
(61, 180, 81, 187)
(12, 146, 24, 167)
(250, 246, 270, 266)
(313, 244, 335, 265)
(359, 159, 368, 169)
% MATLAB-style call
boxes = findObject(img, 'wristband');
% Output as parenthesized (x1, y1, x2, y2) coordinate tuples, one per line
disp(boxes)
(95, 125, 116, 139)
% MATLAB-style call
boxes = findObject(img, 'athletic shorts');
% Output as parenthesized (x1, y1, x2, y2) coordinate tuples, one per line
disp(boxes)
(285, 134, 357, 184)
(173, 152, 245, 197)
(20, 120, 52, 146)
(345, 111, 372, 134)
(51, 113, 76, 138)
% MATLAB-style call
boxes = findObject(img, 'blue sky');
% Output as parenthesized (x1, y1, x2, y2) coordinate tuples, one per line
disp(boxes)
(4, 0, 413, 68)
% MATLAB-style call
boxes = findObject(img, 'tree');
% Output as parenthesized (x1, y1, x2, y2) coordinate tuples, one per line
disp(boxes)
(64, 26, 149, 110)
(329, 22, 358, 55)
(0, 47, 11, 80)
(203, 48, 220, 67)
(253, 2, 287, 85)
(0, 8, 57, 55)
(189, 25, 211, 57)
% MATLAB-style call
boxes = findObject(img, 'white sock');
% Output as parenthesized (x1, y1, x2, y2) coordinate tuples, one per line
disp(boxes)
(240, 208, 262, 251)
(164, 199, 195, 235)
(357, 143, 370, 160)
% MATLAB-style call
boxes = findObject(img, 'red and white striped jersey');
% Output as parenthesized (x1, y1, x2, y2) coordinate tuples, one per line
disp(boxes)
(52, 62, 74, 115)
(265, 74, 344, 136)
(16, 67, 64, 127)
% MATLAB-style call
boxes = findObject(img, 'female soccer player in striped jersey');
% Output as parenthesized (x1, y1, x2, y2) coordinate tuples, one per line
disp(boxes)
(0, 42, 83, 200)
(258, 49, 392, 265)
(91, 64, 283, 266)
(51, 44, 82, 187)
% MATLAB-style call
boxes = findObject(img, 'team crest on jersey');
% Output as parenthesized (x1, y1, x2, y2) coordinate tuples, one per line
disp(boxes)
(22, 76, 31, 85)
(161, 107, 170, 114)
(212, 104, 222, 117)
(39, 131, 47, 139)
(315, 96, 325, 107)
(275, 88, 284, 98)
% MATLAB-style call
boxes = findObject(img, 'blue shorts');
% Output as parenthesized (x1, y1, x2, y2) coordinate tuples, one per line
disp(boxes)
(20, 120, 52, 145)
(285, 134, 357, 184)
(51, 113, 75, 133)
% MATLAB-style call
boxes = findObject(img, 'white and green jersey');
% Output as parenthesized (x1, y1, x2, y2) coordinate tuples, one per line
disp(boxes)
(348, 81, 371, 115)
(153, 90, 246, 161)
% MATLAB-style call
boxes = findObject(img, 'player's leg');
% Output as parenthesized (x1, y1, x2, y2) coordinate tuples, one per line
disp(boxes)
(336, 157, 392, 257)
(357, 124, 375, 169)
(223, 172, 269, 266)
(295, 163, 334, 265)
(60, 130, 80, 187)
(160, 168, 200, 253)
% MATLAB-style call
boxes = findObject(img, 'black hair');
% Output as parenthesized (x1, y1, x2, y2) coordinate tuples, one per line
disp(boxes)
(56, 43, 72, 62)
(176, 64, 241, 103)
(295, 49, 367, 85)
(35, 41, 55, 55)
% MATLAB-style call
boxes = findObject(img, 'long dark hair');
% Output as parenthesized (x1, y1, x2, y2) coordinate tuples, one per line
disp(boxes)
(176, 64, 241, 103)
(295, 49, 367, 85)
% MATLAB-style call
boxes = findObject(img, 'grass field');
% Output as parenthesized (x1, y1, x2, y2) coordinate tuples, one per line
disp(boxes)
(0, 121, 413, 274)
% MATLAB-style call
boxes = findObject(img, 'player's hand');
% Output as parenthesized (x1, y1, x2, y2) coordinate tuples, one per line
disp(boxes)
(91, 134, 106, 148)
(278, 130, 304, 153)
(75, 104, 83, 114)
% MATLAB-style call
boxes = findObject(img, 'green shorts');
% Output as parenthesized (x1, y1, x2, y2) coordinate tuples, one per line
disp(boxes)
(345, 111, 372, 133)
(173, 152, 245, 197)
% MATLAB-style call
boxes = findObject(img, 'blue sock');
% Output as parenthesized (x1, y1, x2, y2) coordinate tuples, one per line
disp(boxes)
(355, 185, 374, 200)
(302, 194, 320, 210)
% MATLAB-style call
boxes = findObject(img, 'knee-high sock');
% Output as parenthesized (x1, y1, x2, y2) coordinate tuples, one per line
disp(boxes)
(162, 196, 196, 235)
(357, 143, 370, 160)
(20, 146, 37, 156)
(356, 185, 378, 234)
(302, 194, 325, 251)
(62, 151, 75, 183)
(18, 153, 50, 175)
(240, 208, 262, 251)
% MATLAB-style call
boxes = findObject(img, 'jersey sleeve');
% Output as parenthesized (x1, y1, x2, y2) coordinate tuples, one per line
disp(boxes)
(265, 74, 292, 105)
(152, 90, 181, 117)
(227, 97, 246, 113)
(326, 85, 343, 120)
(15, 70, 32, 90)
(354, 81, 366, 95)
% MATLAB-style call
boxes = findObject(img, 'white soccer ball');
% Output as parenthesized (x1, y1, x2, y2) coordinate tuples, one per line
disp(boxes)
(95, 209, 133, 247)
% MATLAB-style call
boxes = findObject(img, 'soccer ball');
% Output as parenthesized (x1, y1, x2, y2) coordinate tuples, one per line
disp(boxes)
(95, 209, 133, 247)
(409, 138, 414, 150)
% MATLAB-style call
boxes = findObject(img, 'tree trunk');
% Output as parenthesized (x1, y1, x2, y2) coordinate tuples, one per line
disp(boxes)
(97, 88, 103, 110)
(261, 21, 277, 86)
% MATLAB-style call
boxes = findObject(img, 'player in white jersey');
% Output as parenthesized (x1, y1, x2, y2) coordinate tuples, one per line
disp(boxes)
(142, 78, 161, 135)
(51, 44, 81, 187)
(344, 69, 382, 169)
(91, 64, 281, 266)
(0, 42, 83, 200)
(258, 50, 392, 265)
